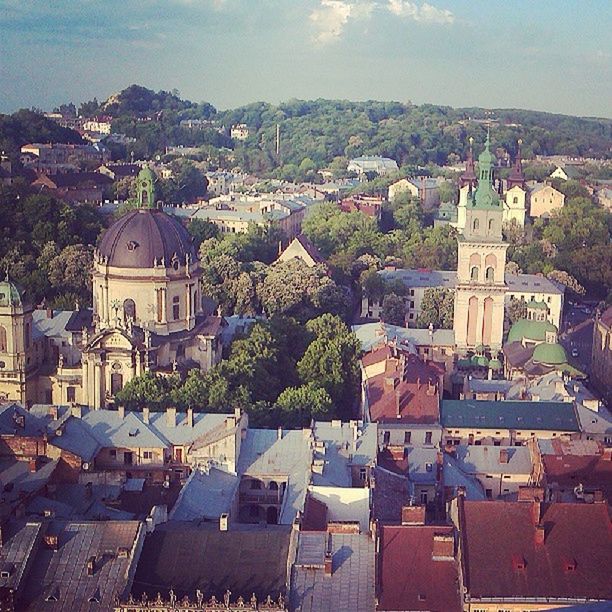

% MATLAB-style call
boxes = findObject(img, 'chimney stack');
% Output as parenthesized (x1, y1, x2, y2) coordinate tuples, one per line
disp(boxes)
(277, 426, 283, 441)
(71, 404, 82, 419)
(28, 458, 37, 473)
(534, 524, 545, 546)
(324, 533, 333, 576)
(395, 387, 401, 417)
(187, 408, 194, 428)
(117, 406, 125, 420)
(401, 505, 426, 526)
(432, 533, 454, 560)
(142, 407, 150, 424)
(166, 407, 176, 428)
(219, 513, 229, 532)
(499, 448, 509, 464)
(86, 556, 95, 576)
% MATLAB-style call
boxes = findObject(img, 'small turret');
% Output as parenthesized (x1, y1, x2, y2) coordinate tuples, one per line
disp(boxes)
(459, 136, 477, 189)
(506, 139, 526, 190)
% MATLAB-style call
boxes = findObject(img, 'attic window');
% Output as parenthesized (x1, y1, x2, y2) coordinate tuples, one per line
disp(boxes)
(512, 555, 527, 570)
(564, 558, 577, 572)
(425, 463, 433, 472)
(128, 428, 139, 437)
(418, 594, 426, 601)
(126, 240, 139, 251)
(0, 563, 14, 578)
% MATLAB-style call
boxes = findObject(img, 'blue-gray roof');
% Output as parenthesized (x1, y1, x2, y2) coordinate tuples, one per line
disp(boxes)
(352, 322, 455, 352)
(32, 309, 75, 340)
(440, 400, 580, 432)
(452, 444, 532, 475)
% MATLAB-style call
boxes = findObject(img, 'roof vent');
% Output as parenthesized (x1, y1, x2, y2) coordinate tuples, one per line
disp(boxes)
(88, 588, 101, 603)
(512, 555, 527, 570)
(0, 562, 14, 578)
(564, 558, 577, 572)
(128, 428, 139, 437)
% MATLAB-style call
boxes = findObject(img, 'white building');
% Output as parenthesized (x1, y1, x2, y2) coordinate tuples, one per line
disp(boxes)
(347, 156, 398, 176)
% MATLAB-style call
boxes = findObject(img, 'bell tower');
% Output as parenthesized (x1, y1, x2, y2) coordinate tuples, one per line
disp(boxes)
(0, 277, 36, 404)
(136, 166, 157, 209)
(453, 133, 508, 351)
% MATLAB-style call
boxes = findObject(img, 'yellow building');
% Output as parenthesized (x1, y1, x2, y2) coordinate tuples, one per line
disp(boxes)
(529, 183, 565, 218)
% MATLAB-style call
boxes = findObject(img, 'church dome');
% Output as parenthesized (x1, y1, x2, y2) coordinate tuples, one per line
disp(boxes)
(507, 319, 557, 345)
(98, 208, 197, 269)
(532, 342, 567, 365)
(0, 279, 23, 307)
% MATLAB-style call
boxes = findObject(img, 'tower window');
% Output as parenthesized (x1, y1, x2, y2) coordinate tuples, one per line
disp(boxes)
(173, 296, 180, 320)
(0, 326, 6, 352)
(471, 266, 479, 281)
(488, 219, 495, 232)
(485, 267, 495, 282)
(123, 299, 136, 322)
(473, 218, 479, 231)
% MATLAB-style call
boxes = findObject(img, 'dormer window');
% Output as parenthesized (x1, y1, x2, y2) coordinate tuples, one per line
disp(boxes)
(126, 240, 139, 251)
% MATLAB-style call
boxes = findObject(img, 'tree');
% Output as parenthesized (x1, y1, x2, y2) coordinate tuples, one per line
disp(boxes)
(506, 297, 528, 324)
(381, 293, 406, 326)
(188, 218, 219, 248)
(416, 288, 454, 329)
(274, 383, 333, 427)
(438, 180, 456, 204)
(47, 244, 94, 306)
(114, 372, 180, 411)
(547, 270, 585, 296)
(160, 159, 207, 204)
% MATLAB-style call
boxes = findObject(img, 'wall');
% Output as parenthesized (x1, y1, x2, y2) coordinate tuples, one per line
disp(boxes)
(308, 485, 371, 533)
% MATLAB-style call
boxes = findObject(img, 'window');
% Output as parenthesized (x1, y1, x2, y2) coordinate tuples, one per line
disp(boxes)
(485, 266, 495, 282)
(0, 326, 6, 352)
(67, 387, 76, 403)
(250, 480, 262, 490)
(471, 266, 479, 280)
(173, 296, 180, 320)
(404, 431, 411, 444)
(143, 451, 153, 460)
(359, 467, 367, 481)
(513, 196, 518, 204)
(473, 218, 479, 231)
(485, 489, 492, 498)
(383, 431, 390, 445)
(420, 491, 428, 504)
(110, 450, 116, 458)
(123, 298, 136, 322)
(488, 219, 495, 231)
(424, 431, 432, 445)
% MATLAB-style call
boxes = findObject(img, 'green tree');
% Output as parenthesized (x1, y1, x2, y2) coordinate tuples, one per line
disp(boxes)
(506, 297, 528, 324)
(381, 293, 406, 326)
(47, 244, 94, 306)
(274, 383, 333, 427)
(114, 372, 180, 410)
(416, 287, 454, 329)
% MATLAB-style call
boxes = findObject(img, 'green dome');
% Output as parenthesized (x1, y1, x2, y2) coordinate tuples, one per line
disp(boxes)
(507, 319, 557, 344)
(0, 279, 23, 307)
(532, 342, 567, 365)
(489, 358, 502, 370)
(476, 355, 489, 367)
(457, 358, 471, 369)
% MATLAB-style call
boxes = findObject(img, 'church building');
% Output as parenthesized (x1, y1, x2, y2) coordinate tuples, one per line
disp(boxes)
(0, 167, 225, 408)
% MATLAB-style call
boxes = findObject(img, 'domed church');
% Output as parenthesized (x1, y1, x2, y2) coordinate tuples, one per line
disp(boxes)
(0, 167, 224, 409)
(81, 167, 224, 408)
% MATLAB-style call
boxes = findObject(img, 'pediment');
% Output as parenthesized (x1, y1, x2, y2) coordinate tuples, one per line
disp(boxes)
(86, 328, 135, 351)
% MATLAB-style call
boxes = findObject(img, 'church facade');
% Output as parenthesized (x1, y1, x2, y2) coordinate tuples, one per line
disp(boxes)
(0, 167, 224, 409)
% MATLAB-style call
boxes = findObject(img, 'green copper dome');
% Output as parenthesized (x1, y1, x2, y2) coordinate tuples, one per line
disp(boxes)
(0, 279, 23, 307)
(472, 133, 500, 210)
(489, 358, 502, 370)
(507, 319, 558, 344)
(478, 133, 496, 167)
(532, 342, 567, 365)
(136, 166, 157, 209)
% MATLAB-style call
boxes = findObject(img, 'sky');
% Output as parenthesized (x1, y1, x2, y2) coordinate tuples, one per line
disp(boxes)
(0, 0, 611, 118)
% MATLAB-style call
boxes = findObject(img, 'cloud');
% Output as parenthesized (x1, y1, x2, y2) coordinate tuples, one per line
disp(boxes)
(309, 0, 453, 44)
(310, 0, 354, 44)
(387, 0, 454, 24)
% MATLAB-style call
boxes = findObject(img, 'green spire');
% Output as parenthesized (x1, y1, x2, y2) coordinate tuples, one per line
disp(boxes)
(472, 131, 500, 209)
(136, 166, 157, 209)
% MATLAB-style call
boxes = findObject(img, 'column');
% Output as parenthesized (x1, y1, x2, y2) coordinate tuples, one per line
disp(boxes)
(94, 362, 102, 409)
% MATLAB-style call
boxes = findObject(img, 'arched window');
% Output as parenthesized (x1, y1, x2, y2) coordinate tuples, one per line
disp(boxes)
(123, 299, 136, 322)
(172, 296, 180, 320)
(473, 218, 480, 231)
(513, 196, 518, 204)
(0, 326, 6, 352)
(470, 266, 479, 281)
(140, 189, 148, 207)
(485, 266, 495, 282)
(269, 481, 278, 491)
(488, 219, 495, 232)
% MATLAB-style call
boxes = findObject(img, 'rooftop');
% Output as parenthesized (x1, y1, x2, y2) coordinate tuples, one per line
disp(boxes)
(450, 444, 533, 475)
(0, 521, 42, 592)
(440, 399, 580, 432)
(130, 523, 292, 601)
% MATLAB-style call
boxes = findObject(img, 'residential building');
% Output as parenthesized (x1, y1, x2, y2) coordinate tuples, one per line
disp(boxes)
(377, 519, 461, 611)
(277, 234, 326, 268)
(529, 182, 565, 218)
(20, 142, 110, 171)
(347, 156, 398, 176)
(290, 531, 375, 612)
(81, 117, 112, 134)
(451, 497, 612, 610)
(124, 522, 291, 609)
(441, 399, 581, 446)
(444, 444, 536, 499)
(230, 123, 250, 140)
(388, 177, 440, 209)
(591, 306, 612, 407)
(31, 171, 113, 204)
(362, 350, 445, 448)
(97, 163, 141, 181)
(550, 164, 583, 181)
(339, 194, 383, 220)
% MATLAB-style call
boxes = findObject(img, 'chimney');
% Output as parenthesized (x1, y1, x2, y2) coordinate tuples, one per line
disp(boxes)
(187, 408, 194, 428)
(48, 406, 58, 420)
(499, 448, 509, 464)
(219, 513, 229, 532)
(432, 533, 454, 560)
(142, 407, 150, 424)
(277, 426, 283, 441)
(395, 387, 401, 417)
(46, 308, 53, 319)
(117, 406, 125, 420)
(71, 404, 82, 419)
(166, 407, 176, 428)
(534, 524, 545, 546)
(531, 500, 542, 526)
(86, 556, 95, 576)
(44, 534, 59, 551)
(234, 407, 241, 421)
(28, 458, 37, 473)
(401, 505, 426, 526)
(324, 533, 333, 576)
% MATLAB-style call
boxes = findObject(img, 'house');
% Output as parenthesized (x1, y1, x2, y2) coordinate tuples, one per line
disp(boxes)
(461, 377, 513, 400)
(537, 438, 612, 502)
(277, 234, 326, 269)
(230, 123, 249, 140)
(339, 194, 383, 221)
(19, 519, 143, 611)
(97, 163, 141, 181)
(20, 142, 110, 171)
(30, 171, 113, 204)
(289, 531, 375, 612)
(125, 522, 291, 608)
(388, 176, 440, 209)
(440, 399, 581, 446)
(529, 183, 565, 218)
(591, 306, 612, 407)
(377, 518, 461, 611)
(550, 164, 583, 181)
(347, 156, 398, 176)
(363, 350, 445, 448)
(451, 497, 612, 610)
(444, 444, 536, 499)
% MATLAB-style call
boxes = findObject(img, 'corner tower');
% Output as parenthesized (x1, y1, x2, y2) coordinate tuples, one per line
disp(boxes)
(453, 134, 508, 351)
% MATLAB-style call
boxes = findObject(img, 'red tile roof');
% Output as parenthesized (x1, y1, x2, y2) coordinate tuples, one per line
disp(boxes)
(361, 345, 392, 368)
(366, 353, 444, 424)
(459, 499, 612, 601)
(378, 524, 461, 611)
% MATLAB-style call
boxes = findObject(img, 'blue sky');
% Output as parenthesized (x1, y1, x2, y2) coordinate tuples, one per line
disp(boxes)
(0, 0, 610, 117)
